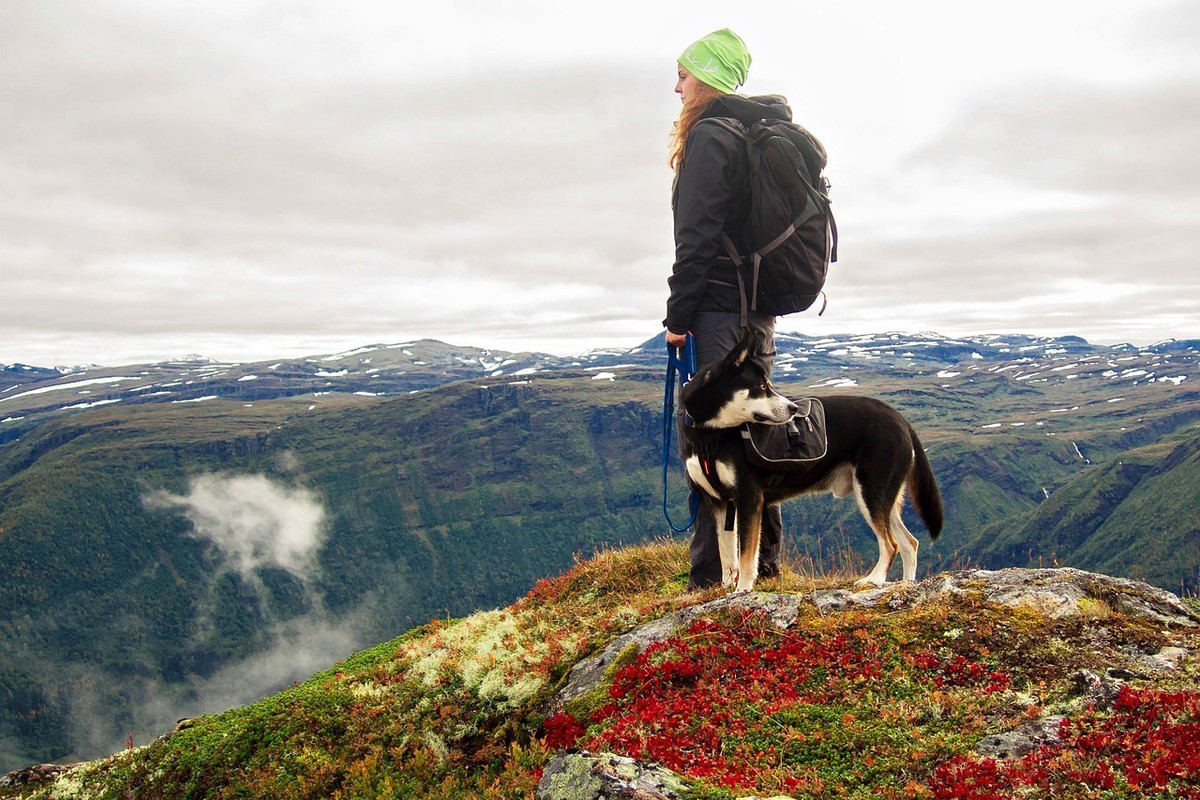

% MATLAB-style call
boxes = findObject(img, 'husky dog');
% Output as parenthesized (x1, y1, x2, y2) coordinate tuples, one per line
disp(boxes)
(678, 329, 943, 592)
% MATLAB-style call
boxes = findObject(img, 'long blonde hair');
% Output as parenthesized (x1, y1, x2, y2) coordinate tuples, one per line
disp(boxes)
(668, 81, 725, 171)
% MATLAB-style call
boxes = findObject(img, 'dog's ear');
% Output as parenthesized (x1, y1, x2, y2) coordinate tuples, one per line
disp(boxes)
(726, 327, 759, 369)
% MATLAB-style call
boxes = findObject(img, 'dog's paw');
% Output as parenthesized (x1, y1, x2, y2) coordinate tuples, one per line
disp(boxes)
(723, 567, 740, 588)
(854, 575, 887, 588)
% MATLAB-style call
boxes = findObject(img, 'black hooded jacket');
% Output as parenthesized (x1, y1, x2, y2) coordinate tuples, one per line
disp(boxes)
(663, 94, 793, 335)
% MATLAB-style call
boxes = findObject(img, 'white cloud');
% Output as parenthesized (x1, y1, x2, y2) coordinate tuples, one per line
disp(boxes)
(145, 474, 326, 579)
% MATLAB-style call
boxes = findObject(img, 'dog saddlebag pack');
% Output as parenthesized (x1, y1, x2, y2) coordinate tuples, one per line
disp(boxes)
(710, 117, 838, 319)
(740, 397, 827, 470)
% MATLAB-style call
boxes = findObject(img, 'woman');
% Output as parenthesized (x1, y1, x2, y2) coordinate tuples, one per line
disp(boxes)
(663, 28, 792, 589)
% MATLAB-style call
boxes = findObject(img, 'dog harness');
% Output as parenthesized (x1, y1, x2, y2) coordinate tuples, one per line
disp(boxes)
(690, 444, 737, 532)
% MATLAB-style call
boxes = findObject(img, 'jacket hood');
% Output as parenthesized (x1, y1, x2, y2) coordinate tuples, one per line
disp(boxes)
(701, 94, 792, 126)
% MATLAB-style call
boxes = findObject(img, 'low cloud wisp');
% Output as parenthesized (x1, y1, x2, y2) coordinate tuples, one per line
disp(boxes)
(146, 473, 326, 580)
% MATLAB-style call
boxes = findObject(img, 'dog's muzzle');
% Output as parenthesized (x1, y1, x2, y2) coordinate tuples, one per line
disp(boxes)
(753, 400, 799, 424)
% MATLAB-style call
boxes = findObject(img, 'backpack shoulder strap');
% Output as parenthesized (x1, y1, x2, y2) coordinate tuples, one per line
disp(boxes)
(697, 116, 750, 138)
(701, 117, 753, 328)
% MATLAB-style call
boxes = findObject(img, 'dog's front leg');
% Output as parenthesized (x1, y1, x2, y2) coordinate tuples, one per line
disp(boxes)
(734, 493, 764, 593)
(713, 502, 739, 588)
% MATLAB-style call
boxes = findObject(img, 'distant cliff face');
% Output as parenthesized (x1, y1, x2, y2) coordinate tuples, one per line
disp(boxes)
(3, 544, 1197, 800)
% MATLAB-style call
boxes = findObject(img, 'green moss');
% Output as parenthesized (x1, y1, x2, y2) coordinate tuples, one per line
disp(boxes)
(1076, 595, 1115, 619)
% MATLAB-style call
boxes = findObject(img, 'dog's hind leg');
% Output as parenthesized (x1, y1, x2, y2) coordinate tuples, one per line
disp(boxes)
(891, 494, 920, 582)
(853, 481, 897, 588)
(735, 494, 763, 593)
(713, 503, 740, 588)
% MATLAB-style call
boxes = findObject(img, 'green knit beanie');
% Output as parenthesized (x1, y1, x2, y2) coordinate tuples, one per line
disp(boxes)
(679, 28, 751, 93)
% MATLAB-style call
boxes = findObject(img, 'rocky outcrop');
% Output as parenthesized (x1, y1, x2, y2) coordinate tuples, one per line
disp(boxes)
(553, 567, 1196, 714)
(975, 716, 1067, 759)
(536, 751, 795, 800)
(536, 751, 689, 800)
(0, 763, 70, 789)
(542, 567, 1197, 800)
(811, 567, 1197, 626)
(1070, 668, 1130, 709)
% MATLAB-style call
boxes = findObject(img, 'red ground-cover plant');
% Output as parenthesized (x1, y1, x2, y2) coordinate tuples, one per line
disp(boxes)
(543, 713, 585, 750)
(906, 651, 1011, 695)
(547, 610, 1014, 794)
(928, 685, 1200, 799)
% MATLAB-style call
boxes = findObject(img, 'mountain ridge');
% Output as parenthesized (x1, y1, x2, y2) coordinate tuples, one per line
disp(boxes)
(2, 332, 1194, 427)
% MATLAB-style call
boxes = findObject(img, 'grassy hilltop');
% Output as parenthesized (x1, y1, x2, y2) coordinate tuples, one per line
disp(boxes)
(2, 542, 1198, 799)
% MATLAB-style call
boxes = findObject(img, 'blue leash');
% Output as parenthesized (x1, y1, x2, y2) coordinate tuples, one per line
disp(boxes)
(662, 336, 700, 532)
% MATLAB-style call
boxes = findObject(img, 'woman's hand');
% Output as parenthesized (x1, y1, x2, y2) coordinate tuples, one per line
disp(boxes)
(665, 330, 689, 347)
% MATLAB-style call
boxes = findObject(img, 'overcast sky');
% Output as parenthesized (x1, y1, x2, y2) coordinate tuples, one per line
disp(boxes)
(3, 0, 1198, 366)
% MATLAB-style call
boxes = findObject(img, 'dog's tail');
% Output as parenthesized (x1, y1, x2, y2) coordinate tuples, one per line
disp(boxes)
(907, 427, 943, 540)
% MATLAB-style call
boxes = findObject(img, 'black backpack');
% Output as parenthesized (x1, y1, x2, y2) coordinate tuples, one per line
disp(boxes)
(707, 117, 838, 322)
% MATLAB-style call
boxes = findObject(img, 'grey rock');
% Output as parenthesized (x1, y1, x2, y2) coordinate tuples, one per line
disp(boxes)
(1145, 646, 1189, 671)
(552, 592, 806, 711)
(536, 751, 799, 800)
(811, 587, 889, 613)
(1071, 669, 1127, 709)
(535, 753, 796, 800)
(536, 751, 689, 800)
(880, 568, 1198, 626)
(976, 716, 1066, 759)
(944, 568, 1196, 626)
(0, 763, 69, 788)
(813, 568, 1197, 627)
